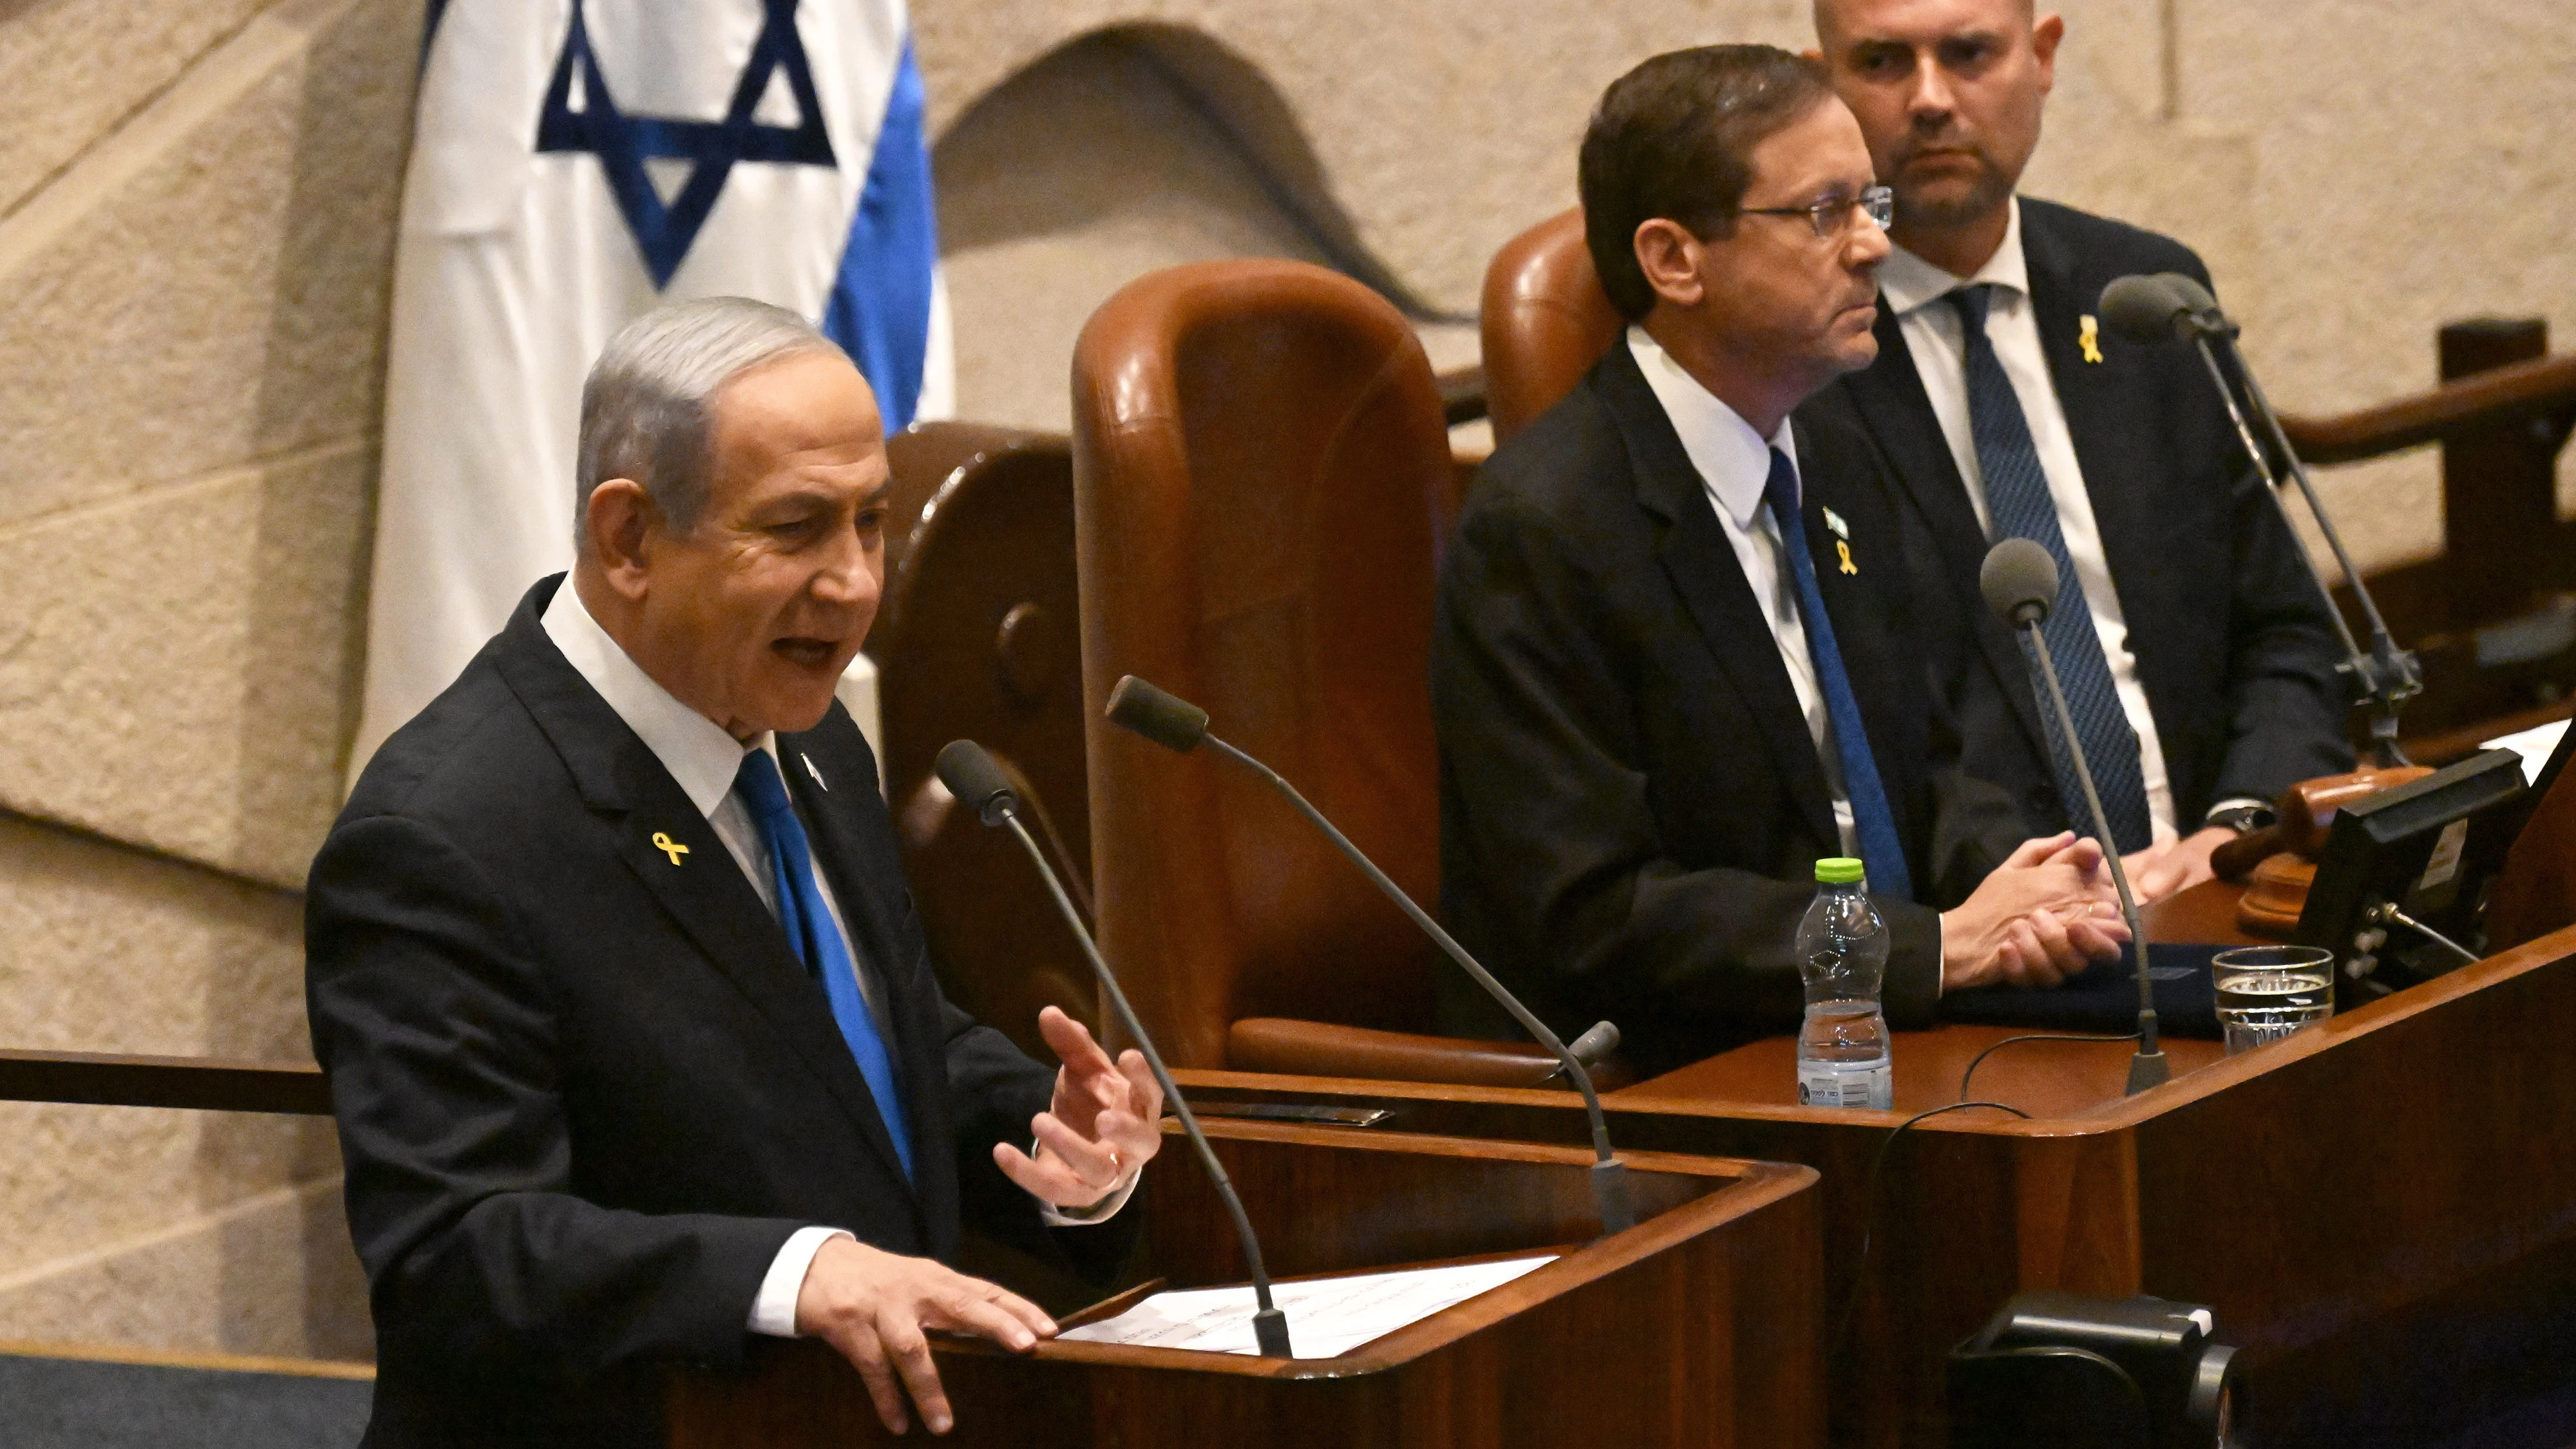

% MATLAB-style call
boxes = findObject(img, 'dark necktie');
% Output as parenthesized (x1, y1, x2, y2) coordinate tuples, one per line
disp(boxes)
(734, 748, 915, 1179)
(1946, 285, 2154, 854)
(1762, 447, 1913, 900)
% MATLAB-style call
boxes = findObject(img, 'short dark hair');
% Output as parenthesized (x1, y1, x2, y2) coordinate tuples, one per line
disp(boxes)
(1578, 46, 1835, 321)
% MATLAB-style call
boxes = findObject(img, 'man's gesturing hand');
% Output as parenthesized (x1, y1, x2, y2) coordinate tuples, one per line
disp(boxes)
(793, 1235, 1056, 1435)
(995, 1005, 1164, 1209)
(1940, 831, 2130, 992)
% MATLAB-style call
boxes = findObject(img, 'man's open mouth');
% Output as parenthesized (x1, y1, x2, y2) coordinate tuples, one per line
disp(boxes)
(773, 638, 840, 668)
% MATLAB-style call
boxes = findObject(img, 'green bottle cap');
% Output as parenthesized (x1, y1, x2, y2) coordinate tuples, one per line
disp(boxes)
(1814, 857, 1866, 885)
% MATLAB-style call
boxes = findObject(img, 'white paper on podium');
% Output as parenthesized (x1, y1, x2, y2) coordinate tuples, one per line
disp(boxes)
(2483, 717, 2571, 786)
(1058, 1255, 1557, 1359)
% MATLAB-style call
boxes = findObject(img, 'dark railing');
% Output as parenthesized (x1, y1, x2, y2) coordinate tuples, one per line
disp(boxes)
(0, 1048, 329, 1115)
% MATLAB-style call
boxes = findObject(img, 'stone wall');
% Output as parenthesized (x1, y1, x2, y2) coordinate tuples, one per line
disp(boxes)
(0, 0, 2563, 1361)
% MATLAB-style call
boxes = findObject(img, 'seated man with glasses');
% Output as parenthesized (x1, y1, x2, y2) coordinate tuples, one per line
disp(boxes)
(1432, 44, 2126, 1077)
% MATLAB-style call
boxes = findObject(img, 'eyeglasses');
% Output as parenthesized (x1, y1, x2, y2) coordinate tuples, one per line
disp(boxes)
(1738, 185, 1895, 241)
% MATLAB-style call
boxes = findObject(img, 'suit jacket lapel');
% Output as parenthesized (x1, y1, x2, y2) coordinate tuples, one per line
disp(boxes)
(1842, 298, 2051, 755)
(492, 582, 920, 1194)
(1594, 345, 1837, 846)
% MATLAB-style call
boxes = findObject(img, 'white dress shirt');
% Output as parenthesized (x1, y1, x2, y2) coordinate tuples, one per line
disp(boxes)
(1876, 199, 2181, 845)
(540, 583, 1133, 1340)
(1629, 328, 1859, 857)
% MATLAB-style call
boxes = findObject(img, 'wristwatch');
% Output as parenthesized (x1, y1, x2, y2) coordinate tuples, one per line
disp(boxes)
(2204, 801, 2277, 835)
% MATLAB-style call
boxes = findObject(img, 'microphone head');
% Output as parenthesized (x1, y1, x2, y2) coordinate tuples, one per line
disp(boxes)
(2098, 273, 2192, 344)
(1567, 1020, 1622, 1068)
(1980, 538, 2060, 627)
(1104, 675, 1210, 753)
(2157, 270, 2219, 312)
(933, 739, 1020, 828)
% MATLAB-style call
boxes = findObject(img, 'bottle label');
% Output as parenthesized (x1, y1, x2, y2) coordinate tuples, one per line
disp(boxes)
(1798, 1059, 1893, 1111)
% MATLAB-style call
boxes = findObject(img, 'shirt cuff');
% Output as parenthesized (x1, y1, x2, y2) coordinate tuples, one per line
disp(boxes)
(2202, 797, 2268, 828)
(749, 1226, 853, 1337)
(1033, 1139, 1142, 1227)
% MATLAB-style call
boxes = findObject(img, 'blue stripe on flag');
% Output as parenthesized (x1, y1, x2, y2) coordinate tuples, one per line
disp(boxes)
(821, 39, 938, 432)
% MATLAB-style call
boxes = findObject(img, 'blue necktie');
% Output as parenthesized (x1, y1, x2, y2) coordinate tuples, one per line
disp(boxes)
(1763, 448, 1913, 900)
(1947, 285, 2154, 854)
(734, 748, 915, 1180)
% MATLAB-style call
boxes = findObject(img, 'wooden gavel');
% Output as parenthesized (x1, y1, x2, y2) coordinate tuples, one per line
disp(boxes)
(2211, 765, 2435, 882)
(2212, 765, 2434, 937)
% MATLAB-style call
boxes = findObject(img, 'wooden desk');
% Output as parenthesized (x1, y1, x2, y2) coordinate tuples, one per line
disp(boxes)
(1637, 1025, 2228, 1119)
(1175, 922, 2576, 1448)
(2141, 875, 2262, 947)
(1636, 875, 2248, 1118)
(670, 1121, 1823, 1448)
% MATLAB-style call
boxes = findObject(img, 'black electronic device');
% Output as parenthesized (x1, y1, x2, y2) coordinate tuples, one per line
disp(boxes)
(1948, 1289, 2240, 1449)
(2296, 748, 2530, 1001)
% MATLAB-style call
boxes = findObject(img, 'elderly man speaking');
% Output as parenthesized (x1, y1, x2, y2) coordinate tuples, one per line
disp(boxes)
(307, 298, 1160, 1447)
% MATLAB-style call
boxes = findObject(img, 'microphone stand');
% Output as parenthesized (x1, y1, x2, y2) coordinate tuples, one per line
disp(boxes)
(1194, 733, 1638, 1235)
(2011, 610, 2166, 1093)
(2171, 288, 2421, 766)
(986, 790, 1293, 1356)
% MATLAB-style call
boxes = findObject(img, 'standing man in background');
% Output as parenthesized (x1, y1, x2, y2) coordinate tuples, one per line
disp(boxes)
(1809, 0, 2349, 900)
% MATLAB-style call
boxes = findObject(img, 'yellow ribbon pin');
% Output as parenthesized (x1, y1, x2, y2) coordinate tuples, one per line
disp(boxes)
(1836, 540, 1859, 575)
(2079, 315, 2104, 365)
(651, 831, 690, 866)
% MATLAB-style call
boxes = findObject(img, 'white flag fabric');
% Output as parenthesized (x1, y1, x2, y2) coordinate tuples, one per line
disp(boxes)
(352, 0, 949, 778)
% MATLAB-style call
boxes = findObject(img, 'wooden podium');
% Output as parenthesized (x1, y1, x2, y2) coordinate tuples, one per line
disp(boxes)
(668, 1118, 1823, 1447)
(1164, 903, 2576, 1448)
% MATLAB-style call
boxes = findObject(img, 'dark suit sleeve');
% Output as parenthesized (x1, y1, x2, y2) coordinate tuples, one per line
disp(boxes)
(1923, 689, 2034, 907)
(1435, 495, 1944, 1041)
(307, 813, 799, 1383)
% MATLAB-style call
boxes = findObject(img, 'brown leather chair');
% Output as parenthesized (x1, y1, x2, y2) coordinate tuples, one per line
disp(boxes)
(1071, 260, 1600, 1088)
(1479, 207, 1623, 446)
(868, 423, 1101, 1062)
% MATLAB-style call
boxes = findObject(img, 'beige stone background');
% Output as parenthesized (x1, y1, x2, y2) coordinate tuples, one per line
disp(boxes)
(0, 0, 2564, 1363)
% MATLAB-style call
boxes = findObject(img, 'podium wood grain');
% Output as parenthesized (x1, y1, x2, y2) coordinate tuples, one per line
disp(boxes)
(1170, 913, 2576, 1447)
(668, 1120, 1823, 1448)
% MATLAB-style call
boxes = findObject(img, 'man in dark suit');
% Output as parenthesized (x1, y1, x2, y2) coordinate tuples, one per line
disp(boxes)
(307, 298, 1160, 1446)
(1435, 46, 2126, 1077)
(1810, 0, 2351, 901)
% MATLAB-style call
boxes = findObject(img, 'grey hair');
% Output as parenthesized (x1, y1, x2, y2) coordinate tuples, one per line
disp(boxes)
(574, 296, 849, 541)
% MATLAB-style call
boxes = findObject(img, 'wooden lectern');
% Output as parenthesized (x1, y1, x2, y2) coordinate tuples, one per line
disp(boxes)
(667, 1118, 1823, 1448)
(1162, 905, 2576, 1447)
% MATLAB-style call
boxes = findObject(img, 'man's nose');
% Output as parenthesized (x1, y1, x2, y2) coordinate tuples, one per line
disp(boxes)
(811, 528, 880, 607)
(1906, 49, 1955, 117)
(1848, 211, 1893, 268)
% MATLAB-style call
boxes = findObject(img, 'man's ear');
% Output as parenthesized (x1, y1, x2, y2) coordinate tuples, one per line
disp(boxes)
(582, 478, 659, 601)
(1633, 218, 1709, 310)
(2029, 12, 2065, 94)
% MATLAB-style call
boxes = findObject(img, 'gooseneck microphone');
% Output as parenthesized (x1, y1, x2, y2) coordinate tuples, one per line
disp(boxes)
(2098, 272, 2421, 765)
(1979, 540, 2168, 1094)
(1103, 674, 1638, 1235)
(934, 739, 1293, 1358)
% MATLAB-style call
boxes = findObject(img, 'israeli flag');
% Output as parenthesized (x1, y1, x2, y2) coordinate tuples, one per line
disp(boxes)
(351, 0, 948, 776)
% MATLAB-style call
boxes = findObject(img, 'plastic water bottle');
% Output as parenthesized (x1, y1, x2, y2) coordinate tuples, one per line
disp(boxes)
(1795, 857, 1893, 1110)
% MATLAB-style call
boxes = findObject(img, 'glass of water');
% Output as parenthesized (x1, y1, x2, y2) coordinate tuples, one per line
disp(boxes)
(2211, 945, 2335, 1055)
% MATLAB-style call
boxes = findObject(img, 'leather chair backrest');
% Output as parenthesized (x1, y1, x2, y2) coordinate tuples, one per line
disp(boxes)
(1072, 260, 1453, 1068)
(869, 424, 1099, 1061)
(1479, 207, 1623, 446)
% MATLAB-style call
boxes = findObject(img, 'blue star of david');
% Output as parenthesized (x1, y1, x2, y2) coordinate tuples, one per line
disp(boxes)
(536, 0, 839, 288)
